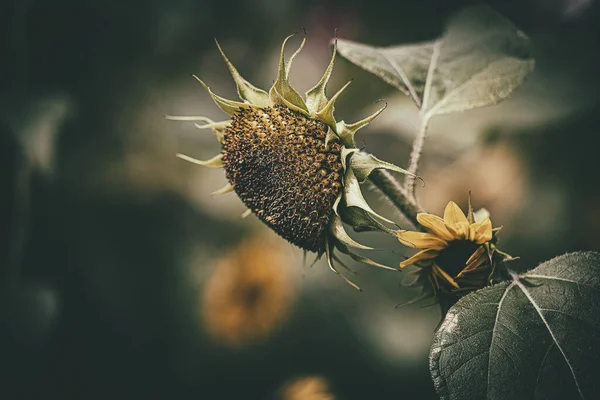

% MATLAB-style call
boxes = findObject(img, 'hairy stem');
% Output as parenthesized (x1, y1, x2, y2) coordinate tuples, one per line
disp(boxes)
(404, 113, 429, 198)
(370, 169, 423, 229)
(404, 40, 439, 198)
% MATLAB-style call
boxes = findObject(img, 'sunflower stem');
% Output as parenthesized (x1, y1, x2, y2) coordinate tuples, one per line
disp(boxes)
(369, 169, 423, 229)
(404, 113, 430, 198)
(405, 40, 440, 198)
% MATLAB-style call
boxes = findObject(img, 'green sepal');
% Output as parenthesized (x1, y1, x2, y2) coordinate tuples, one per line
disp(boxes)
(467, 191, 475, 224)
(329, 214, 373, 250)
(324, 237, 361, 291)
(340, 147, 358, 170)
(164, 115, 229, 143)
(324, 127, 338, 147)
(211, 183, 234, 195)
(315, 80, 352, 130)
(334, 239, 398, 271)
(332, 194, 342, 215)
(271, 85, 309, 115)
(305, 38, 337, 115)
(285, 31, 306, 77)
(343, 162, 393, 224)
(338, 204, 396, 235)
(269, 34, 309, 114)
(194, 121, 228, 143)
(350, 152, 414, 183)
(193, 75, 250, 116)
(214, 39, 271, 107)
(336, 101, 386, 148)
(176, 153, 223, 168)
(240, 209, 252, 219)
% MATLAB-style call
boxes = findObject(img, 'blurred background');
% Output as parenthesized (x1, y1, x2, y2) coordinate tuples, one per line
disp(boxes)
(1, 0, 599, 398)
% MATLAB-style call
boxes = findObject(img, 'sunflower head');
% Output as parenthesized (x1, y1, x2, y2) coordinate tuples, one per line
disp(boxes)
(168, 33, 416, 288)
(397, 200, 509, 296)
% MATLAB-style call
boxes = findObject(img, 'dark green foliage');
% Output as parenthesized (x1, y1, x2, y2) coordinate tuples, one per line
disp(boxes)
(430, 252, 600, 400)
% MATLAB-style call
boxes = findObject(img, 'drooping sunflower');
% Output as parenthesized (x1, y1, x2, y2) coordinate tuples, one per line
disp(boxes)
(397, 200, 505, 295)
(168, 34, 414, 288)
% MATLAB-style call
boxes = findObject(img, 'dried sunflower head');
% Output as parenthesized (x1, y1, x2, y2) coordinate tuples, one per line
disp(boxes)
(168, 34, 414, 288)
(398, 199, 510, 297)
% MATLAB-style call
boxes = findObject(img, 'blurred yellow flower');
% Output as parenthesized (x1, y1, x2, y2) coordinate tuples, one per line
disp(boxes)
(201, 237, 295, 347)
(279, 376, 335, 400)
(398, 201, 495, 294)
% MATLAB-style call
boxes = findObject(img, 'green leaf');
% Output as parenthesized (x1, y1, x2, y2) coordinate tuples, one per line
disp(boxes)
(430, 251, 600, 400)
(337, 5, 534, 119)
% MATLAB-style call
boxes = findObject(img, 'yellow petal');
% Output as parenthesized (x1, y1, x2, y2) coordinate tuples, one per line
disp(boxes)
(397, 231, 447, 250)
(443, 201, 469, 239)
(457, 246, 488, 277)
(432, 264, 460, 289)
(399, 249, 439, 268)
(429, 271, 441, 291)
(469, 217, 493, 244)
(416, 213, 454, 241)
(466, 245, 486, 265)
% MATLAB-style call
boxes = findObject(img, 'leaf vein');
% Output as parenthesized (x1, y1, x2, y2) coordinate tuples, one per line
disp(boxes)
(487, 281, 515, 399)
(497, 320, 524, 342)
(515, 280, 586, 399)
(534, 343, 555, 399)
(379, 51, 422, 107)
(442, 329, 493, 351)
(539, 308, 600, 331)
(494, 342, 520, 375)
(524, 274, 597, 290)
(445, 350, 489, 381)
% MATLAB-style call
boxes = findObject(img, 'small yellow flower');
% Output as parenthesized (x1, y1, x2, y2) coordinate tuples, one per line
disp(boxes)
(397, 201, 495, 294)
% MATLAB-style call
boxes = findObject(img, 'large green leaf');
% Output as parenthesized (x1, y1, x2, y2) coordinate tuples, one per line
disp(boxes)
(430, 251, 600, 400)
(337, 5, 534, 119)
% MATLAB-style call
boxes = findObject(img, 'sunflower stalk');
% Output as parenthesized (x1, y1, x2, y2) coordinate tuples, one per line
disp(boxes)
(368, 169, 422, 229)
(404, 113, 430, 198)
(404, 39, 439, 197)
